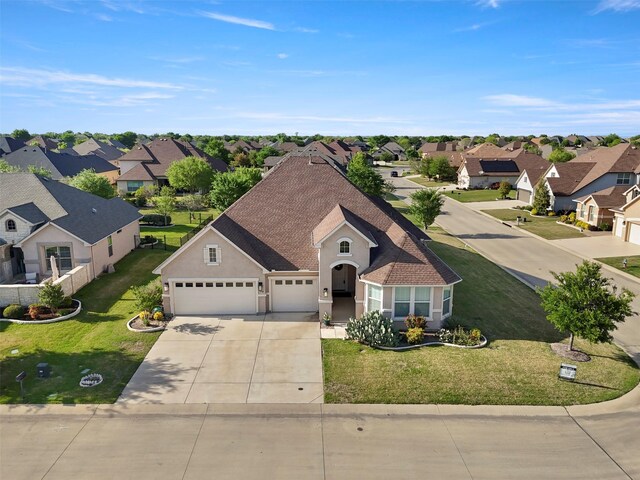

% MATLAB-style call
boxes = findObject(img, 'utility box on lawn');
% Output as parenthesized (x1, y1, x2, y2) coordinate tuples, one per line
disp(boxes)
(36, 363, 50, 378)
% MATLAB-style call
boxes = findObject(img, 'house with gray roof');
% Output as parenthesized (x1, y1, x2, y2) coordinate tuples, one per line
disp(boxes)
(153, 154, 461, 326)
(0, 136, 26, 155)
(2, 146, 120, 183)
(0, 173, 141, 283)
(71, 138, 125, 164)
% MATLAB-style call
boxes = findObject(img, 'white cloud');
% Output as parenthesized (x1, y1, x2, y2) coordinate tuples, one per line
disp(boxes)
(454, 23, 486, 32)
(483, 94, 557, 108)
(198, 11, 275, 30)
(294, 27, 319, 33)
(593, 0, 640, 13)
(475, 0, 500, 8)
(149, 55, 205, 64)
(0, 67, 182, 90)
(277, 53, 289, 59)
(96, 13, 113, 21)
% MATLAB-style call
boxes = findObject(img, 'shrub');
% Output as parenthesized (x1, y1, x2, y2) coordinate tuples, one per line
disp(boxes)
(178, 194, 206, 211)
(406, 327, 425, 345)
(438, 326, 483, 346)
(599, 222, 612, 231)
(38, 282, 65, 313)
(141, 214, 172, 226)
(530, 208, 538, 216)
(139, 310, 151, 326)
(28, 304, 48, 319)
(61, 296, 74, 308)
(345, 311, 398, 347)
(568, 212, 576, 224)
(547, 211, 556, 217)
(132, 278, 163, 312)
(523, 205, 533, 211)
(3, 304, 25, 319)
(153, 311, 164, 321)
(404, 314, 426, 329)
(559, 214, 568, 223)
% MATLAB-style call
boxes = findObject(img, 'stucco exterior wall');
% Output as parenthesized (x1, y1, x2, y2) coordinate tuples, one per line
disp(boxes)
(89, 220, 139, 277)
(0, 212, 34, 245)
(552, 173, 630, 212)
(20, 225, 91, 278)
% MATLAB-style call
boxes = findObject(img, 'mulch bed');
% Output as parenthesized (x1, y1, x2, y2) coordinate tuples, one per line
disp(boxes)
(130, 317, 170, 330)
(550, 343, 591, 362)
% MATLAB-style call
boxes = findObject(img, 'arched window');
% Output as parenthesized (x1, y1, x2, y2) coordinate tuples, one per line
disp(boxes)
(6, 219, 16, 232)
(339, 240, 350, 254)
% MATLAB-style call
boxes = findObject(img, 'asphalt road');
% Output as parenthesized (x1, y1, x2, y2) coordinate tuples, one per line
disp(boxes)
(388, 174, 640, 365)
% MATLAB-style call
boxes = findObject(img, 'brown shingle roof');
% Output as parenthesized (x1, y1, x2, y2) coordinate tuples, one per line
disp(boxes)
(312, 204, 377, 246)
(574, 185, 627, 209)
(570, 144, 640, 191)
(464, 143, 507, 157)
(211, 155, 460, 286)
(546, 162, 597, 196)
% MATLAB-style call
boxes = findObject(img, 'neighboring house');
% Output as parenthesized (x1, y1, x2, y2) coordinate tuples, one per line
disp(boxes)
(263, 156, 283, 170)
(419, 142, 464, 169)
(373, 141, 406, 161)
(2, 146, 120, 183)
(542, 144, 640, 211)
(0, 136, 26, 155)
(457, 152, 547, 190)
(304, 141, 352, 166)
(502, 140, 533, 152)
(116, 137, 227, 194)
(26, 135, 58, 150)
(514, 159, 552, 204)
(610, 186, 640, 244)
(0, 173, 141, 282)
(153, 154, 461, 326)
(72, 138, 125, 164)
(574, 186, 626, 230)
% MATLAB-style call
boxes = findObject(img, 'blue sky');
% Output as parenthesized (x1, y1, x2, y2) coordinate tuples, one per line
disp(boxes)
(1, 0, 639, 136)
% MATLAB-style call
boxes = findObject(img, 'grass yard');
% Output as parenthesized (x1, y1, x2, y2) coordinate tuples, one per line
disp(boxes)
(140, 208, 218, 249)
(408, 177, 451, 188)
(483, 209, 585, 240)
(597, 256, 640, 278)
(444, 189, 514, 203)
(324, 202, 639, 405)
(0, 249, 170, 404)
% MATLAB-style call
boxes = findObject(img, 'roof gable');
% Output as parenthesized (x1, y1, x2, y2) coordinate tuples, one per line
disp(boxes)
(312, 204, 378, 247)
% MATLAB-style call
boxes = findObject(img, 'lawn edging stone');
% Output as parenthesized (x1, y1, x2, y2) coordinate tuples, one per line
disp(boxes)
(373, 335, 488, 351)
(127, 314, 166, 333)
(0, 299, 82, 324)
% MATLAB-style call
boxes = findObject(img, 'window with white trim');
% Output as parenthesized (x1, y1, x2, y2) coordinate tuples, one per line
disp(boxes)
(204, 244, 220, 265)
(107, 235, 113, 257)
(45, 245, 72, 271)
(588, 206, 594, 223)
(5, 219, 16, 232)
(367, 284, 382, 312)
(337, 237, 352, 256)
(617, 173, 631, 185)
(442, 287, 451, 317)
(393, 286, 431, 319)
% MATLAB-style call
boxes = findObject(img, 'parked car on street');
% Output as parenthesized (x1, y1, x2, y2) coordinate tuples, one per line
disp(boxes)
(391, 170, 398, 177)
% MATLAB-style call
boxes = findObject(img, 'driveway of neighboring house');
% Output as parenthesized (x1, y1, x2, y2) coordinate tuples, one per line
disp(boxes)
(118, 313, 324, 404)
(553, 235, 640, 259)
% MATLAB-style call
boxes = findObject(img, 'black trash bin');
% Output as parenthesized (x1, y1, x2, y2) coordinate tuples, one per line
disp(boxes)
(36, 363, 50, 378)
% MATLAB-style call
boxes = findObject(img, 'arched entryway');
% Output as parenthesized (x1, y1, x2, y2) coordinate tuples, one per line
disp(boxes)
(331, 262, 356, 322)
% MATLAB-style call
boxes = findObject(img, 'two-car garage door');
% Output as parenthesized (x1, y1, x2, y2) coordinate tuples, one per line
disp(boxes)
(172, 279, 257, 315)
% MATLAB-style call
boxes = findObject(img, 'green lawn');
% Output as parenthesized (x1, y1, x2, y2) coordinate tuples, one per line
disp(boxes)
(0, 249, 170, 404)
(140, 208, 218, 249)
(444, 189, 514, 202)
(324, 202, 639, 405)
(482, 209, 585, 240)
(408, 177, 451, 188)
(597, 256, 640, 278)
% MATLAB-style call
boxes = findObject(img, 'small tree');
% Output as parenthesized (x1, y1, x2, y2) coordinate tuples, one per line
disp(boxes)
(154, 186, 176, 226)
(27, 165, 52, 178)
(409, 188, 444, 230)
(209, 168, 262, 210)
(202, 138, 230, 164)
(0, 159, 20, 173)
(166, 156, 215, 193)
(132, 278, 163, 312)
(497, 181, 511, 199)
(538, 261, 634, 351)
(428, 155, 456, 181)
(548, 147, 576, 163)
(69, 169, 115, 199)
(532, 181, 551, 213)
(38, 282, 66, 314)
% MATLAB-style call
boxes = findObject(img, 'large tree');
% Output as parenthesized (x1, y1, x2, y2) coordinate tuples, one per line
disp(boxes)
(548, 147, 576, 163)
(409, 188, 444, 230)
(538, 261, 634, 351)
(347, 152, 393, 197)
(68, 169, 115, 199)
(209, 167, 262, 211)
(166, 156, 215, 193)
(202, 138, 230, 164)
(111, 131, 138, 149)
(428, 155, 456, 181)
(11, 129, 31, 141)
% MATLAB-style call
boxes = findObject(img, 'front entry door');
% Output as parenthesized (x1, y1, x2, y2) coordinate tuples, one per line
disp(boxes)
(332, 265, 348, 292)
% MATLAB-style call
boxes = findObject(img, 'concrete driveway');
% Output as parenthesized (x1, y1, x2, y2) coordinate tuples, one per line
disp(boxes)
(118, 313, 323, 404)
(553, 235, 640, 259)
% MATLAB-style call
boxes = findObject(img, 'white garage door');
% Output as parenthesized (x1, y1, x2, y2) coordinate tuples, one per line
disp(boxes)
(271, 277, 318, 312)
(614, 218, 624, 238)
(172, 279, 257, 315)
(629, 224, 640, 245)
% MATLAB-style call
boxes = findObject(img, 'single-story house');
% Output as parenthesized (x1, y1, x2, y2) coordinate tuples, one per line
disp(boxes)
(153, 154, 461, 326)
(457, 152, 547, 190)
(610, 186, 640, 244)
(0, 173, 141, 282)
(116, 137, 227, 193)
(574, 186, 627, 229)
(70, 138, 125, 164)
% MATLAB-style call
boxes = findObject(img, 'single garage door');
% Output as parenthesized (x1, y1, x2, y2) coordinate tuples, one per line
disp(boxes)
(629, 224, 640, 245)
(172, 279, 257, 315)
(614, 218, 624, 238)
(517, 189, 531, 203)
(271, 277, 318, 312)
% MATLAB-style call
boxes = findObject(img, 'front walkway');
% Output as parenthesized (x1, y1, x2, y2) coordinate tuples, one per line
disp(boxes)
(118, 313, 324, 404)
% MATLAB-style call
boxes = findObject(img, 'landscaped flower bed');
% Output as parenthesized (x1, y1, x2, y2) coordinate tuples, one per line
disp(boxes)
(0, 299, 81, 324)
